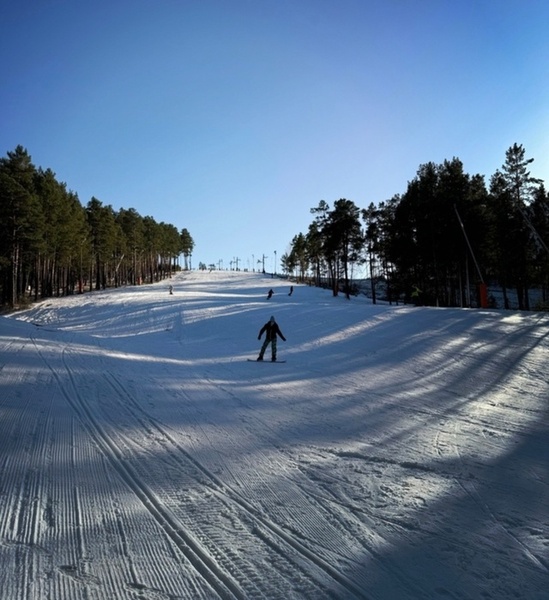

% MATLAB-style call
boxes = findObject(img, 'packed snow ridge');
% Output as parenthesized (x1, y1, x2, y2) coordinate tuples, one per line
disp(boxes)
(1, 270, 548, 599)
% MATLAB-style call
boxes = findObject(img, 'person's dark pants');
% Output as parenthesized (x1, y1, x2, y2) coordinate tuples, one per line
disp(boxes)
(259, 337, 277, 360)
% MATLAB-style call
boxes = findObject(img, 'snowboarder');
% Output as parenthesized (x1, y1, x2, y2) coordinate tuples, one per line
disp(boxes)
(288, 285, 293, 296)
(257, 316, 286, 361)
(169, 285, 173, 295)
(266, 289, 274, 300)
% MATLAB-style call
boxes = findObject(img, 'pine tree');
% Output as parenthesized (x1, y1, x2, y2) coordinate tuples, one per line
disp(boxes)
(0, 146, 44, 305)
(180, 228, 194, 270)
(500, 144, 544, 309)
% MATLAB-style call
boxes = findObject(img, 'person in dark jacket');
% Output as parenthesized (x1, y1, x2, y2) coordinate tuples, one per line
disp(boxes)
(257, 316, 286, 361)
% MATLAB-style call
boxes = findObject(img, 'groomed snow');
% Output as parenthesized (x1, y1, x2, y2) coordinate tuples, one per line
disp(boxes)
(1, 270, 548, 599)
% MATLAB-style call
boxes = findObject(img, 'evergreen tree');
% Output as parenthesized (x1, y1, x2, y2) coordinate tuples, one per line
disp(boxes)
(180, 228, 194, 270)
(34, 168, 89, 297)
(309, 201, 331, 288)
(529, 185, 549, 304)
(373, 196, 400, 304)
(363, 202, 382, 303)
(499, 144, 544, 309)
(86, 198, 119, 290)
(0, 146, 193, 307)
(143, 216, 161, 283)
(158, 222, 183, 276)
(287, 233, 309, 281)
(117, 208, 145, 285)
(280, 251, 296, 277)
(0, 146, 44, 305)
(288, 144, 547, 310)
(329, 199, 364, 298)
(501, 143, 543, 206)
(309, 199, 363, 296)
(305, 221, 323, 287)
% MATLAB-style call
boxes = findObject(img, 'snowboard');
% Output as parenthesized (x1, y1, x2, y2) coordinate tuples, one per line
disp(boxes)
(248, 359, 286, 363)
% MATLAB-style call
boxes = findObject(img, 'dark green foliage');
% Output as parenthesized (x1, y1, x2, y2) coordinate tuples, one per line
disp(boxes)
(281, 233, 308, 281)
(388, 158, 491, 306)
(180, 228, 195, 270)
(0, 146, 192, 307)
(287, 144, 547, 309)
(0, 146, 44, 305)
(307, 198, 364, 297)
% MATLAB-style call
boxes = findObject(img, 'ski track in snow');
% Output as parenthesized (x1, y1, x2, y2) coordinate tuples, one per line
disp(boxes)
(1, 270, 549, 599)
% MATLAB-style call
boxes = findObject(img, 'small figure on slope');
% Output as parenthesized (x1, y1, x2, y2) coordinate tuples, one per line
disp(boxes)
(266, 288, 274, 300)
(257, 316, 286, 361)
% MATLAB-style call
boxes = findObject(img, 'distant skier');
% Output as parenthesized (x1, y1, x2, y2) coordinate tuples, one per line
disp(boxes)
(288, 285, 293, 296)
(169, 285, 173, 295)
(257, 316, 286, 361)
(266, 289, 274, 300)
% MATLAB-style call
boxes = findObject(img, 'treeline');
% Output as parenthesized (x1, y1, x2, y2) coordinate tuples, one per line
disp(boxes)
(282, 144, 549, 310)
(0, 146, 194, 308)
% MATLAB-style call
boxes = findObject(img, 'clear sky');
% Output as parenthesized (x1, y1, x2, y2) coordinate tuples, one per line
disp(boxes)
(2, 0, 548, 272)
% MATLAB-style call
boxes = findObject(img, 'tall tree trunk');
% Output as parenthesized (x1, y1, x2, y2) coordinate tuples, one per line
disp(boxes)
(11, 241, 19, 306)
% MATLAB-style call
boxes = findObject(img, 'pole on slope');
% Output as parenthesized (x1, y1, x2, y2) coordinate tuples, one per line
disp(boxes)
(454, 205, 488, 308)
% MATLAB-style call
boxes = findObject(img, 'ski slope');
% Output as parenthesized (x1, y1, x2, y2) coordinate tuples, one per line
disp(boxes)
(1, 270, 548, 599)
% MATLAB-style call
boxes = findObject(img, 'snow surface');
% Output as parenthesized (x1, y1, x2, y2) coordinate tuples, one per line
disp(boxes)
(1, 270, 548, 600)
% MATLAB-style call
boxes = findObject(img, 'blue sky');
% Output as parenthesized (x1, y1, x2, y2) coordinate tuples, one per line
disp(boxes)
(2, 1, 548, 272)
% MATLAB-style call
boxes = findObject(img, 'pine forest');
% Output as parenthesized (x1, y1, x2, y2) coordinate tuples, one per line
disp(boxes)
(0, 146, 194, 308)
(2, 143, 548, 311)
(282, 143, 549, 310)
